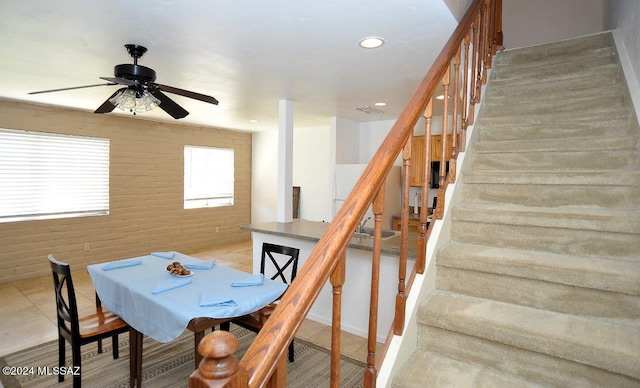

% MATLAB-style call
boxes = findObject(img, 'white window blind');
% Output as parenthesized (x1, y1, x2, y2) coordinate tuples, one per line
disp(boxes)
(184, 145, 234, 209)
(0, 129, 110, 223)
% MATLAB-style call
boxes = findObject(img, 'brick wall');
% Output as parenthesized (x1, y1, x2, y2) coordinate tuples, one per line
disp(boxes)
(0, 100, 252, 283)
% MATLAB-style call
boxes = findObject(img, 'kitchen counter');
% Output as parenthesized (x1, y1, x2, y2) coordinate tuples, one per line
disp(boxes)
(241, 218, 417, 259)
(241, 219, 418, 342)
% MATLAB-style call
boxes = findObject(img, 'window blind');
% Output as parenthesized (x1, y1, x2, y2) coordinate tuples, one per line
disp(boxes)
(184, 145, 234, 209)
(0, 129, 110, 222)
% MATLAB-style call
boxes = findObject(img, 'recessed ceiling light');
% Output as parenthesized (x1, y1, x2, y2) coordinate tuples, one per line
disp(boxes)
(359, 37, 385, 49)
(249, 119, 259, 123)
(374, 102, 387, 107)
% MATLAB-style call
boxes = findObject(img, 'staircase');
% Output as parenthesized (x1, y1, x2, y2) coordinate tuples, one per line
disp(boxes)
(392, 33, 640, 387)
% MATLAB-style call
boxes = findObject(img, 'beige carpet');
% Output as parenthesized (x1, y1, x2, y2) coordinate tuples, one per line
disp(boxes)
(0, 325, 365, 387)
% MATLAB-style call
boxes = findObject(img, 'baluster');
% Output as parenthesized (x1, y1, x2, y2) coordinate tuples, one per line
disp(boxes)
(330, 247, 346, 388)
(395, 138, 411, 335)
(483, 0, 490, 85)
(468, 17, 479, 126)
(494, 0, 504, 51)
(476, 2, 486, 102)
(462, 32, 471, 144)
(486, 0, 496, 69)
(436, 68, 450, 220)
(189, 331, 248, 387)
(449, 46, 461, 184)
(416, 98, 433, 275)
(365, 186, 385, 386)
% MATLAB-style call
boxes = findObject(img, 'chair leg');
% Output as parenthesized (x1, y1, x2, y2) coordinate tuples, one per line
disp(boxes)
(220, 321, 230, 331)
(98, 339, 103, 354)
(112, 334, 120, 359)
(288, 339, 294, 362)
(72, 342, 82, 388)
(58, 335, 65, 383)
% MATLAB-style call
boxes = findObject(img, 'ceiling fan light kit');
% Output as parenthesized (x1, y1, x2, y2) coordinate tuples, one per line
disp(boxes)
(109, 88, 160, 114)
(29, 44, 218, 120)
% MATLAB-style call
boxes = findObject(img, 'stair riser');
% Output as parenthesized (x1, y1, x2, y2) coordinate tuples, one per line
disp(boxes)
(436, 266, 640, 320)
(495, 45, 617, 69)
(416, 325, 639, 387)
(478, 120, 631, 141)
(495, 33, 614, 66)
(487, 69, 622, 99)
(471, 150, 637, 171)
(486, 83, 624, 107)
(460, 184, 640, 209)
(482, 94, 625, 118)
(493, 56, 618, 85)
(450, 221, 640, 261)
(473, 135, 635, 154)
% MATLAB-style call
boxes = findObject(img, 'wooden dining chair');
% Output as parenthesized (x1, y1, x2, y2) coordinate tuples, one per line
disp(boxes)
(231, 243, 300, 362)
(48, 254, 130, 388)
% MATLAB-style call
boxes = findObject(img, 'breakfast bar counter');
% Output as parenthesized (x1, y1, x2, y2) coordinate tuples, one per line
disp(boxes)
(240, 219, 417, 342)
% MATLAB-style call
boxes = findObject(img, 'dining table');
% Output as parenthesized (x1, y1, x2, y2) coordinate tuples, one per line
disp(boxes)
(87, 251, 288, 388)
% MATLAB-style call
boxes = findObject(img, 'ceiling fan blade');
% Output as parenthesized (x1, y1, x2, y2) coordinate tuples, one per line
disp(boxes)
(99, 76, 137, 86)
(149, 89, 189, 119)
(95, 88, 126, 114)
(155, 83, 219, 105)
(29, 82, 117, 95)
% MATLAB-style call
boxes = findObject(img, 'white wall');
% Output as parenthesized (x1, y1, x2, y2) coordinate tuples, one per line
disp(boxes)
(293, 126, 333, 222)
(503, 0, 605, 49)
(604, 0, 640, 95)
(252, 130, 279, 223)
(334, 117, 361, 164)
(252, 125, 333, 224)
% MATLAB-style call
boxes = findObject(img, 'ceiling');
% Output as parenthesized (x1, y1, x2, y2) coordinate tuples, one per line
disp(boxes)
(0, 0, 459, 132)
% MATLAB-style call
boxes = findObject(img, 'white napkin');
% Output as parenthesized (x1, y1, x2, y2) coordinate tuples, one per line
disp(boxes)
(199, 292, 237, 307)
(151, 251, 175, 259)
(101, 259, 143, 271)
(152, 277, 192, 294)
(231, 273, 264, 287)
(184, 261, 215, 270)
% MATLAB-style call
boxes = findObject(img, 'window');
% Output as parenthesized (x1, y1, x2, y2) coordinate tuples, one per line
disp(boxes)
(184, 145, 234, 209)
(0, 129, 110, 223)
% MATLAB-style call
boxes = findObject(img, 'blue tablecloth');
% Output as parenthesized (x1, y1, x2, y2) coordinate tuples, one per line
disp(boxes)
(87, 252, 287, 343)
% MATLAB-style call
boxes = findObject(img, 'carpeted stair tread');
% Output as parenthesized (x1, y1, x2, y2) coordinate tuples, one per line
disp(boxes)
(417, 325, 640, 387)
(477, 107, 630, 128)
(451, 218, 640, 261)
(471, 148, 636, 171)
(437, 242, 640, 295)
(460, 169, 640, 186)
(495, 45, 617, 71)
(477, 119, 632, 141)
(485, 82, 624, 107)
(491, 56, 618, 84)
(487, 66, 622, 98)
(483, 92, 626, 118)
(391, 350, 538, 388)
(472, 135, 636, 154)
(418, 291, 640, 379)
(494, 33, 614, 66)
(451, 203, 640, 234)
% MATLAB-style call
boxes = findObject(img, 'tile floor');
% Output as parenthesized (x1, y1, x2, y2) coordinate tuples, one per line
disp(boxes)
(0, 239, 379, 364)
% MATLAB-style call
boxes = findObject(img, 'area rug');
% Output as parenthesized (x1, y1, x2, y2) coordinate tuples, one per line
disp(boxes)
(0, 326, 365, 387)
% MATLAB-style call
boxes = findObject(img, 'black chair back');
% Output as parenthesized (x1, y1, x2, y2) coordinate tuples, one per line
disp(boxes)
(49, 254, 80, 342)
(260, 243, 300, 285)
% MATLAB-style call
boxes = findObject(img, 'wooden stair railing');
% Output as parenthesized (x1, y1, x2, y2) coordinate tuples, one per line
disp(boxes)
(190, 0, 502, 386)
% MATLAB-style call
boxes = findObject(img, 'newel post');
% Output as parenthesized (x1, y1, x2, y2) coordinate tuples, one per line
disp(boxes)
(189, 331, 248, 388)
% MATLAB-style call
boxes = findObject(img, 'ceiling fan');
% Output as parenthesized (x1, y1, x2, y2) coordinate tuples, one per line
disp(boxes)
(29, 44, 218, 119)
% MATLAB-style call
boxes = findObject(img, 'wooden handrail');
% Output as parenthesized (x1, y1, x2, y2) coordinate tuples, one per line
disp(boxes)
(191, 1, 501, 386)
